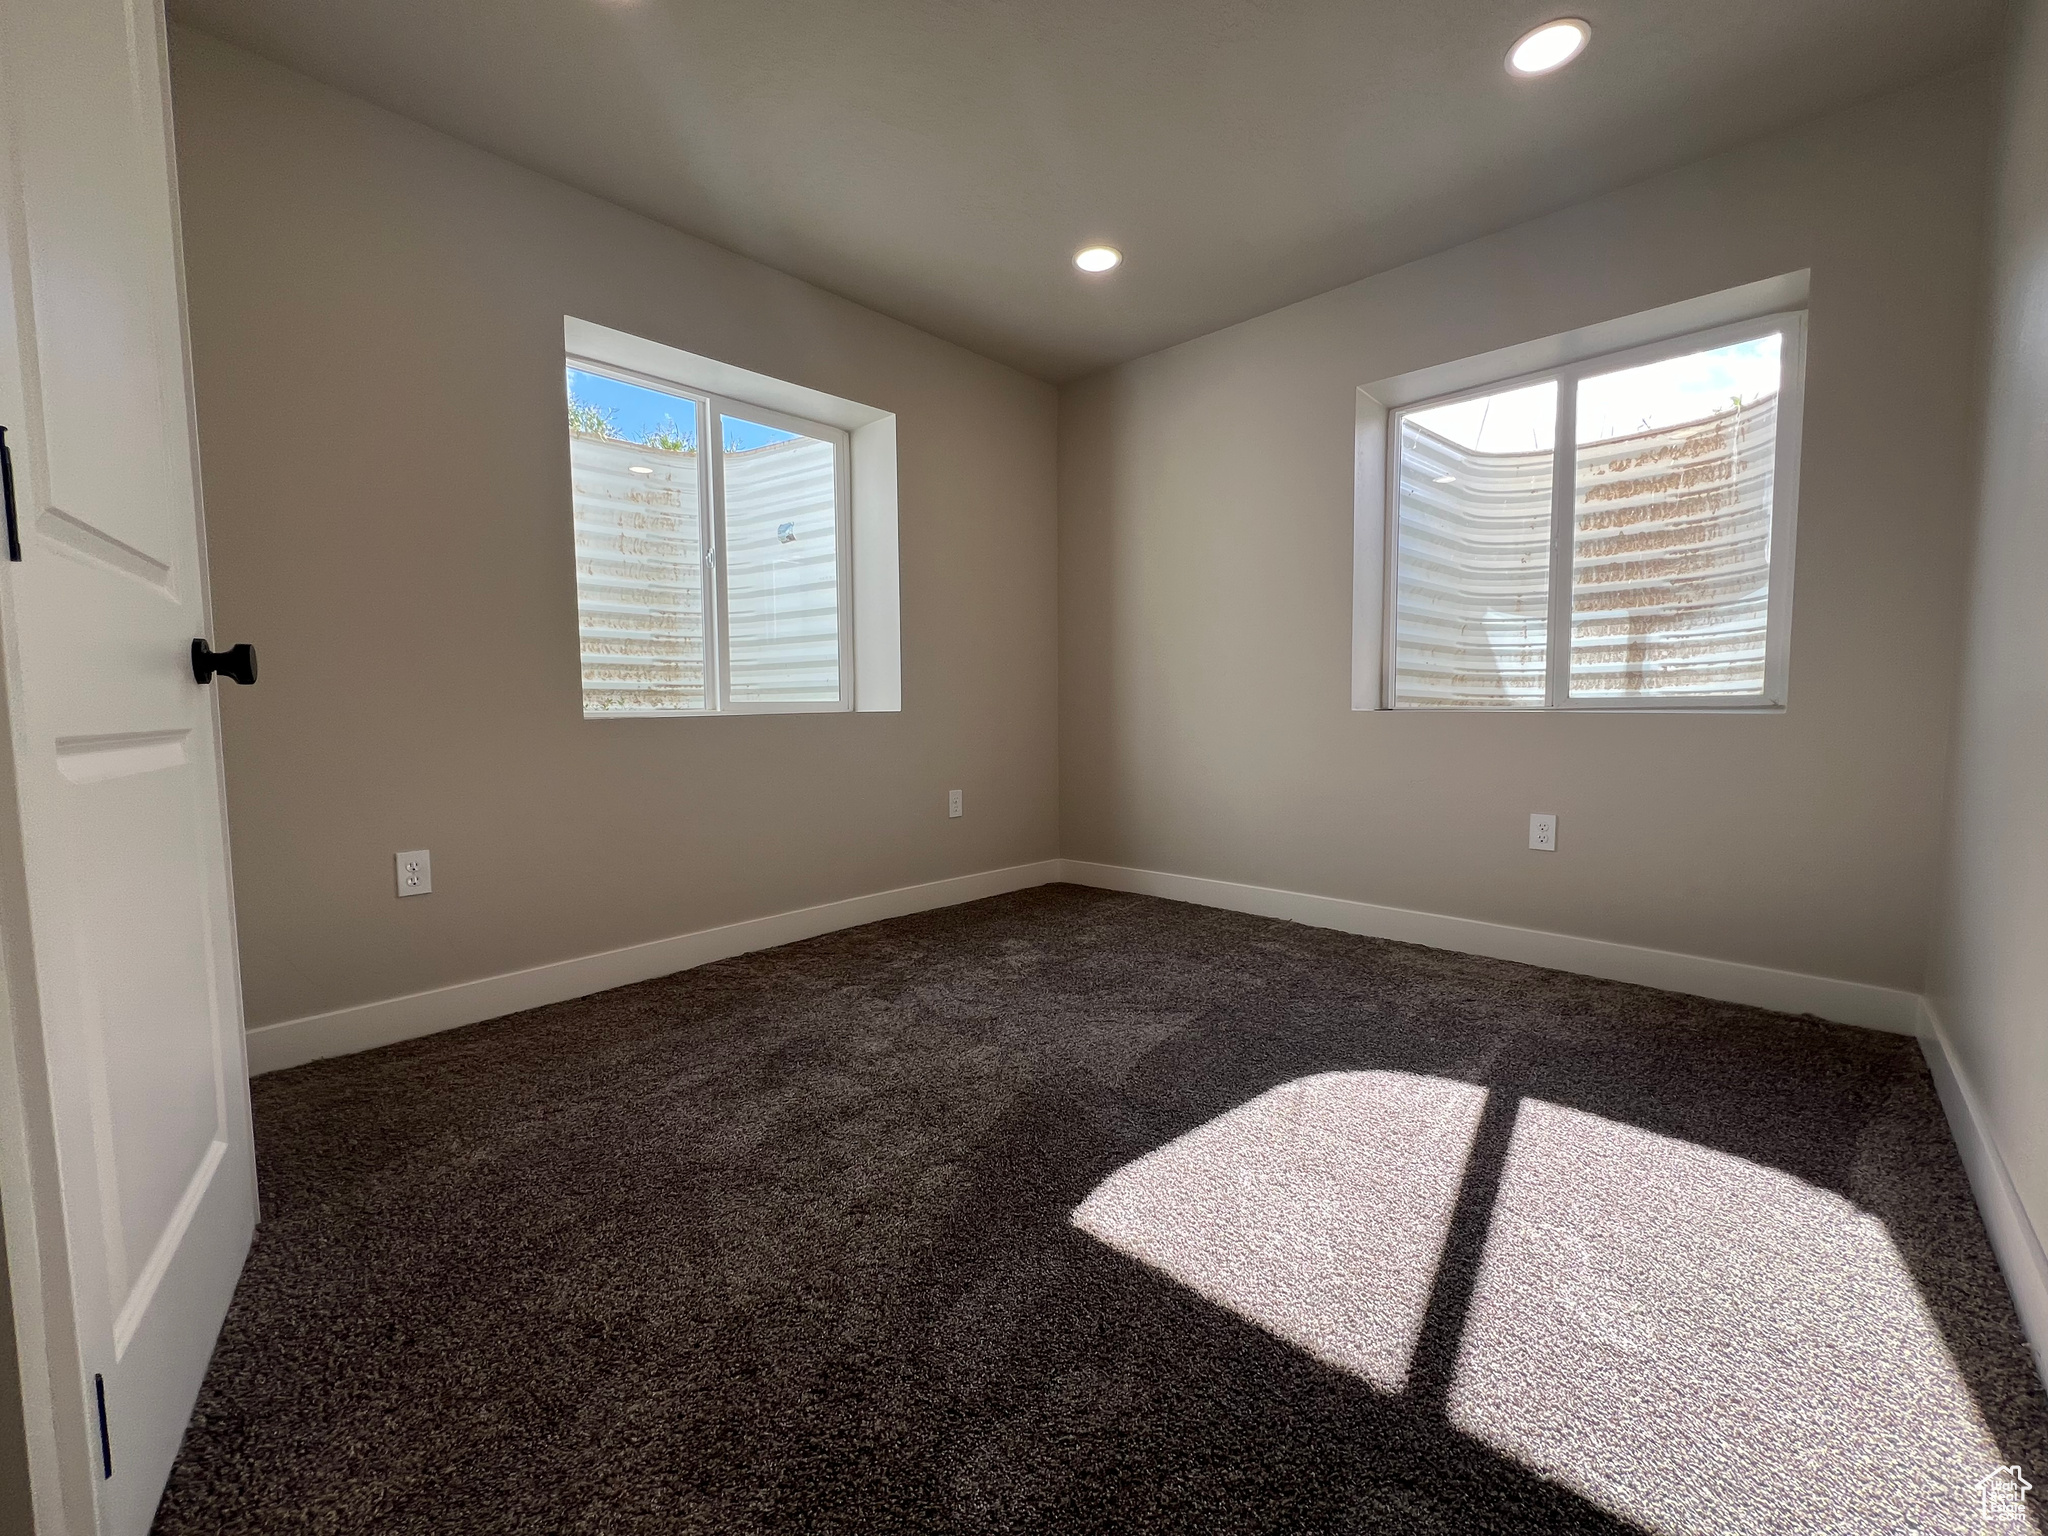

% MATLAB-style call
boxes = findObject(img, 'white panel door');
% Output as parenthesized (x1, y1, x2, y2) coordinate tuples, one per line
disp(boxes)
(0, 0, 257, 1532)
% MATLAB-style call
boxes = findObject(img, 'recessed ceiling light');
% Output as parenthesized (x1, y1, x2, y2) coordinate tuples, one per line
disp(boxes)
(1507, 18, 1590, 76)
(628, 465, 654, 474)
(1074, 245, 1122, 273)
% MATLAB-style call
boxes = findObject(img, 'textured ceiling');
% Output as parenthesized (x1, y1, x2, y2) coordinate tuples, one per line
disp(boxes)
(168, 0, 2004, 381)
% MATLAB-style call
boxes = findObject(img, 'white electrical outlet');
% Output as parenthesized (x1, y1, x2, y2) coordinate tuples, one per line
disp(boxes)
(395, 849, 432, 896)
(1529, 814, 1557, 852)
(948, 789, 963, 819)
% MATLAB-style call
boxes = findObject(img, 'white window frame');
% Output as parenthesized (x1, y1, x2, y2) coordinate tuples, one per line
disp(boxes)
(1368, 295, 1808, 713)
(567, 354, 858, 718)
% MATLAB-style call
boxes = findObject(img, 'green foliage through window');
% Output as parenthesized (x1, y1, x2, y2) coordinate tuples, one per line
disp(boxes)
(568, 393, 696, 452)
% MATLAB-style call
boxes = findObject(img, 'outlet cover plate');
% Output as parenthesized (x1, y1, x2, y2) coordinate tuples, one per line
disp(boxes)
(396, 849, 432, 895)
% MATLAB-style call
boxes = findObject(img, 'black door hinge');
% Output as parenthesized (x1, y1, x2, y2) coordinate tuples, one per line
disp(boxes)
(2, 425, 20, 562)
(94, 1372, 111, 1479)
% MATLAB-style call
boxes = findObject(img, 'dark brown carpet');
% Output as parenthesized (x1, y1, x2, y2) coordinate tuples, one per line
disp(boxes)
(154, 885, 2048, 1534)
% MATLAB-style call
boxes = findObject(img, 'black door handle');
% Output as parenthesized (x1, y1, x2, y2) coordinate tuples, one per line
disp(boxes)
(192, 639, 256, 686)
(2, 425, 20, 562)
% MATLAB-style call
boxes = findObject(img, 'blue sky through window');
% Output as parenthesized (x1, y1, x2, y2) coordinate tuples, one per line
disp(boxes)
(1577, 335, 1780, 443)
(567, 368, 803, 452)
(1403, 335, 1783, 455)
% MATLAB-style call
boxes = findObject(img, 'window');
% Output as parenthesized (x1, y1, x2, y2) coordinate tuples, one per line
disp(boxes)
(1385, 314, 1804, 709)
(566, 360, 852, 716)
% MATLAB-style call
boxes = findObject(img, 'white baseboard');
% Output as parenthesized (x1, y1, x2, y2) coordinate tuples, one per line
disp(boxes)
(1917, 999, 2048, 1391)
(244, 859, 1063, 1075)
(254, 854, 1927, 1077)
(1057, 859, 1924, 1035)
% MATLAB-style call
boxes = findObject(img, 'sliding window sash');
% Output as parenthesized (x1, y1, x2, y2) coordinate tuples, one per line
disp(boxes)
(1383, 310, 1806, 711)
(569, 354, 855, 715)
(706, 393, 853, 716)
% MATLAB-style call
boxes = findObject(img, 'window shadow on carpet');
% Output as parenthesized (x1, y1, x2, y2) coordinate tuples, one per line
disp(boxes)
(1071, 1068, 2040, 1534)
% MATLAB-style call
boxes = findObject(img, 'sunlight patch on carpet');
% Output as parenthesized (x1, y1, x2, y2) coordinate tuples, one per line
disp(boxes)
(1448, 1099, 2036, 1535)
(1072, 1070, 1487, 1393)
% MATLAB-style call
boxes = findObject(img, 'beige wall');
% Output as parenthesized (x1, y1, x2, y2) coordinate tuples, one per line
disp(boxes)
(1931, 0, 2048, 1266)
(1059, 68, 1992, 994)
(168, 29, 1060, 1031)
(0, 1216, 28, 1534)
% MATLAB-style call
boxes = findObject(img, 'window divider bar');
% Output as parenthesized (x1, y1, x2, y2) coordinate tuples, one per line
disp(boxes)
(706, 399, 730, 712)
(1544, 374, 1578, 708)
(1380, 412, 1403, 709)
